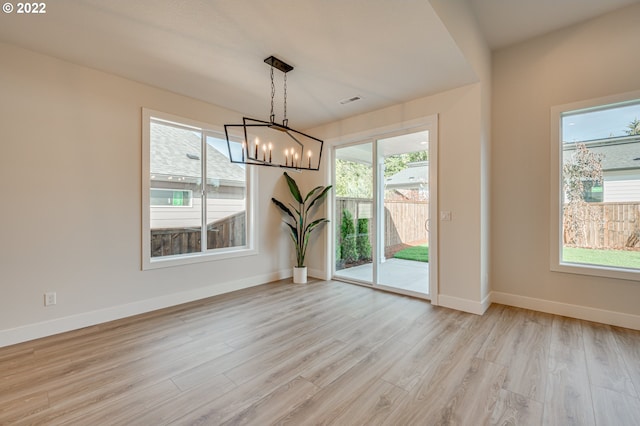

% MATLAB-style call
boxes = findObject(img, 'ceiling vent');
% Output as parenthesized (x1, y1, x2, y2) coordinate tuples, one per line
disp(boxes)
(339, 96, 362, 105)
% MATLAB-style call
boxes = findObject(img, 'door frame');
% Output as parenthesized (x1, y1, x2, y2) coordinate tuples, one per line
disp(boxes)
(326, 115, 439, 304)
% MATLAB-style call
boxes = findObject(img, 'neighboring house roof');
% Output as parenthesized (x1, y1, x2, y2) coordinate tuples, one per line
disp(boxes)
(385, 161, 428, 189)
(150, 122, 245, 186)
(563, 136, 640, 171)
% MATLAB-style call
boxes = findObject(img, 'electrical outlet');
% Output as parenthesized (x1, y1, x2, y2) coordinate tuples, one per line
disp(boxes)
(44, 292, 57, 306)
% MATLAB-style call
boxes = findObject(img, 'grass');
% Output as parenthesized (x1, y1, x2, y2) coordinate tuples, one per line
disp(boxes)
(393, 244, 429, 262)
(392, 245, 639, 268)
(563, 247, 640, 269)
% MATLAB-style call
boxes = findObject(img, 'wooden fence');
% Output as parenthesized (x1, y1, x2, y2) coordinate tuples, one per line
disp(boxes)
(151, 211, 246, 257)
(563, 202, 640, 249)
(336, 198, 428, 255)
(384, 200, 429, 247)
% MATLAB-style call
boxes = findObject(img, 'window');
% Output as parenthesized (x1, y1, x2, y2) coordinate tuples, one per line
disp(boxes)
(150, 189, 193, 207)
(582, 181, 603, 203)
(142, 109, 256, 269)
(551, 91, 640, 280)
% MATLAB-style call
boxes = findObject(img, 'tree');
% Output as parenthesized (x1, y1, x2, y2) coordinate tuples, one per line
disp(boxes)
(563, 143, 603, 246)
(384, 151, 428, 177)
(356, 218, 372, 261)
(340, 209, 358, 263)
(563, 143, 603, 203)
(625, 118, 640, 136)
(335, 151, 428, 199)
(335, 159, 372, 198)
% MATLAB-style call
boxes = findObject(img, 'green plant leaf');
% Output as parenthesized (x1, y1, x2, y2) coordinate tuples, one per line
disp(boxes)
(289, 202, 301, 217)
(285, 222, 299, 241)
(305, 218, 329, 235)
(300, 233, 311, 267)
(271, 198, 295, 222)
(298, 213, 304, 237)
(304, 186, 323, 203)
(284, 172, 303, 203)
(288, 232, 301, 265)
(306, 185, 332, 211)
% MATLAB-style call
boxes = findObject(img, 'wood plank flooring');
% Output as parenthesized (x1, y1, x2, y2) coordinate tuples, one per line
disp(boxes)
(1, 280, 640, 425)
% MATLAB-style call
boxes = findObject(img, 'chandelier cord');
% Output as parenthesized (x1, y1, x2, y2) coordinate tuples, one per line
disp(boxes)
(283, 72, 287, 124)
(270, 66, 275, 122)
(268, 64, 288, 126)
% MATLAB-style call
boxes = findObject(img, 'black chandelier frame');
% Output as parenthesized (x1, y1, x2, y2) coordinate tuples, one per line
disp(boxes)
(224, 56, 324, 171)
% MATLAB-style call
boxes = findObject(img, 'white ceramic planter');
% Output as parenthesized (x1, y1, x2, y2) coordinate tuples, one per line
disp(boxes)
(293, 266, 308, 284)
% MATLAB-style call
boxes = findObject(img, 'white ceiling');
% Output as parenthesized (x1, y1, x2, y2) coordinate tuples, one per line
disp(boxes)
(1, 0, 638, 129)
(468, 0, 640, 49)
(336, 130, 430, 164)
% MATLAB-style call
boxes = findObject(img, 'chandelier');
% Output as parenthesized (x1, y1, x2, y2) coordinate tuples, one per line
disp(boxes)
(224, 56, 324, 171)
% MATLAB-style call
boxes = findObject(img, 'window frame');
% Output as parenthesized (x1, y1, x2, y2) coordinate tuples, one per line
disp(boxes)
(142, 108, 257, 270)
(550, 90, 640, 281)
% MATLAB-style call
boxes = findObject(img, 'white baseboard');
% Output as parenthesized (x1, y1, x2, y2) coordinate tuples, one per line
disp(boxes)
(491, 291, 640, 330)
(308, 267, 328, 281)
(0, 270, 291, 348)
(438, 293, 491, 315)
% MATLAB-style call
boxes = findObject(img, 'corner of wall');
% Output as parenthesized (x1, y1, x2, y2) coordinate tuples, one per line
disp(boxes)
(438, 293, 492, 316)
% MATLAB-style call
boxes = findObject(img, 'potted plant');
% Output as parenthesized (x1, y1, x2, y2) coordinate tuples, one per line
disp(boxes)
(272, 172, 332, 283)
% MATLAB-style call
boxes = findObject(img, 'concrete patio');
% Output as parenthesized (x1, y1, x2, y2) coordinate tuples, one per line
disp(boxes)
(334, 258, 429, 295)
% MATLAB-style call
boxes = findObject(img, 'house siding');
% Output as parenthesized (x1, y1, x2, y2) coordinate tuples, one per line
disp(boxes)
(604, 170, 640, 202)
(151, 198, 245, 229)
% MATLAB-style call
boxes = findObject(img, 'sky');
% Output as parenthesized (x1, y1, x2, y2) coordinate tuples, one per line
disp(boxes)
(206, 135, 248, 171)
(207, 135, 233, 159)
(562, 101, 640, 142)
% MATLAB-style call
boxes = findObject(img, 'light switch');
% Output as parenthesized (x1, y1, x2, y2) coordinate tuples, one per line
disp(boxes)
(440, 211, 452, 221)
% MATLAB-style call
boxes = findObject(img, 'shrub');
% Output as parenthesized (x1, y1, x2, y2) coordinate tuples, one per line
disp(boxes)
(340, 209, 358, 263)
(356, 218, 372, 261)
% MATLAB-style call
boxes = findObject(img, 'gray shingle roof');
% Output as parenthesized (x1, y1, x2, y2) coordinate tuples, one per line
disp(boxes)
(385, 161, 428, 189)
(563, 137, 640, 171)
(150, 122, 245, 185)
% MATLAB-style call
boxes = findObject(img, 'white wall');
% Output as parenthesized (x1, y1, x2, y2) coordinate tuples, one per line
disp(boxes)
(0, 42, 294, 347)
(429, 0, 493, 304)
(491, 3, 640, 326)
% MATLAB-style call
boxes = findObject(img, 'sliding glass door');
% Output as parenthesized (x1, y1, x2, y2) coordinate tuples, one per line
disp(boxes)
(377, 132, 429, 294)
(333, 129, 433, 298)
(334, 142, 374, 283)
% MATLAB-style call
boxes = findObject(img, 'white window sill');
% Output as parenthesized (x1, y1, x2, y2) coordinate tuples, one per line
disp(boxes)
(143, 247, 257, 270)
(551, 261, 640, 282)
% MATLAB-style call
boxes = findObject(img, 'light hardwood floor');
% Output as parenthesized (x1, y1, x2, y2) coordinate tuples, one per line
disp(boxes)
(1, 280, 640, 425)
